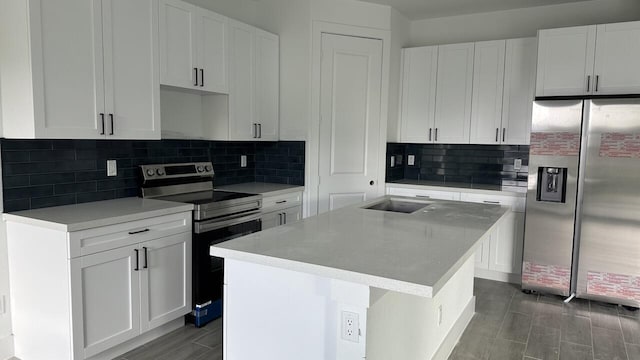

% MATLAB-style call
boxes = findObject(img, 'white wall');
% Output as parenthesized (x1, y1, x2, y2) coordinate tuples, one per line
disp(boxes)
(410, 0, 640, 46)
(183, 0, 260, 26)
(387, 9, 410, 142)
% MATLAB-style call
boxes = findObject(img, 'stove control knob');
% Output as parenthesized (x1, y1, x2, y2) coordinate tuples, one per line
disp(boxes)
(205, 165, 212, 172)
(156, 168, 165, 176)
(197, 165, 205, 172)
(146, 169, 155, 177)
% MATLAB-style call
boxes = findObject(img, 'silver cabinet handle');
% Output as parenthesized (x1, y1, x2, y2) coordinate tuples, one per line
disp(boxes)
(99, 113, 105, 135)
(429, 128, 432, 141)
(194, 67, 198, 86)
(595, 75, 600, 92)
(586, 75, 591, 92)
(495, 128, 499, 142)
(200, 69, 204, 87)
(502, 128, 506, 142)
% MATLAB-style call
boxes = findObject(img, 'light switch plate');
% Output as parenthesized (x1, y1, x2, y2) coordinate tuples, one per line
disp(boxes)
(240, 155, 247, 168)
(514, 158, 522, 171)
(107, 160, 117, 177)
(408, 155, 415, 166)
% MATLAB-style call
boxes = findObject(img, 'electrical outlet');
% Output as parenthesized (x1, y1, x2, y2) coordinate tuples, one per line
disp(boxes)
(390, 156, 395, 168)
(437, 305, 443, 326)
(514, 158, 522, 171)
(341, 311, 359, 343)
(107, 160, 117, 177)
(408, 155, 415, 166)
(240, 155, 247, 168)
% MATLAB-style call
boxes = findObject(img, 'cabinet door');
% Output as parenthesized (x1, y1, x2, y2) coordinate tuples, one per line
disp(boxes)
(470, 40, 505, 145)
(593, 21, 640, 95)
(536, 26, 596, 96)
(434, 43, 474, 144)
(399, 47, 438, 143)
(140, 233, 192, 332)
(502, 38, 536, 145)
(71, 245, 140, 358)
(255, 29, 280, 141)
(475, 233, 491, 270)
(34, 0, 105, 138)
(198, 9, 229, 94)
(282, 206, 302, 225)
(102, 0, 160, 140)
(228, 20, 256, 140)
(260, 210, 281, 231)
(158, 0, 198, 89)
(489, 211, 524, 274)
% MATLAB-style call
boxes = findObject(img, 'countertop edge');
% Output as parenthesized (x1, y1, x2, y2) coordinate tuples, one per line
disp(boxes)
(386, 182, 526, 197)
(210, 247, 434, 298)
(3, 203, 194, 232)
(216, 182, 305, 198)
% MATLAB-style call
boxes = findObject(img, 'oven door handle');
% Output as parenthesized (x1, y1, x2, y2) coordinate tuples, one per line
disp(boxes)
(194, 210, 262, 234)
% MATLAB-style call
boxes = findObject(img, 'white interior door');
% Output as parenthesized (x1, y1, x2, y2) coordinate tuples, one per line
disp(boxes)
(318, 33, 383, 213)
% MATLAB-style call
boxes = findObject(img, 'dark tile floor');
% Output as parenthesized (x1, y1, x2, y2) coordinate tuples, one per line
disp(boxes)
(116, 278, 640, 360)
(450, 278, 640, 360)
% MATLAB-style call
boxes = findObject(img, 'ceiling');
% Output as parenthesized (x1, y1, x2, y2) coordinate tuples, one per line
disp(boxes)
(359, 0, 587, 20)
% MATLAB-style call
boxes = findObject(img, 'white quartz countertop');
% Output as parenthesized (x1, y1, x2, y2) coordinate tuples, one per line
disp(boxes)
(216, 182, 304, 197)
(3, 198, 194, 232)
(211, 196, 509, 298)
(387, 180, 526, 197)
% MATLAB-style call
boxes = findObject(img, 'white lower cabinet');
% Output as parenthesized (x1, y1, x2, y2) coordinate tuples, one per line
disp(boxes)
(7, 211, 192, 360)
(260, 190, 303, 231)
(388, 185, 525, 282)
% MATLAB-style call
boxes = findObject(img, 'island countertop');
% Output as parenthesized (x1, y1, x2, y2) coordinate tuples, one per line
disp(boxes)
(211, 195, 509, 298)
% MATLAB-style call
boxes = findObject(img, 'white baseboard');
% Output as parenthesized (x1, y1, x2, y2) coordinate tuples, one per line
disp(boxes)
(475, 269, 521, 284)
(0, 334, 14, 360)
(432, 296, 475, 360)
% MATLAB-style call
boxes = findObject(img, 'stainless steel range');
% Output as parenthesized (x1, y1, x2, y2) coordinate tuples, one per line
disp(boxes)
(140, 162, 262, 327)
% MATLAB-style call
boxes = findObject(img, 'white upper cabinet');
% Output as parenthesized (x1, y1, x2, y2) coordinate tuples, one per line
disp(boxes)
(254, 29, 280, 141)
(470, 40, 506, 145)
(536, 25, 596, 97)
(159, 0, 228, 94)
(502, 38, 536, 145)
(434, 43, 474, 144)
(399, 46, 438, 143)
(227, 20, 279, 141)
(0, 0, 159, 139)
(593, 21, 640, 95)
(536, 20, 640, 97)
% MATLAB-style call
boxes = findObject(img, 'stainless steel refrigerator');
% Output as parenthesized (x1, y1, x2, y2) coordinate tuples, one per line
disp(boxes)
(522, 98, 640, 307)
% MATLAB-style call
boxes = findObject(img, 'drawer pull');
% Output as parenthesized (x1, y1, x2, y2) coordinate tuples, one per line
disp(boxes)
(415, 195, 430, 199)
(483, 201, 500, 205)
(128, 228, 150, 235)
(276, 200, 287, 204)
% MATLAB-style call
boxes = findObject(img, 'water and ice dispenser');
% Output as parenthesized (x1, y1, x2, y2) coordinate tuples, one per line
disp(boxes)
(537, 167, 567, 203)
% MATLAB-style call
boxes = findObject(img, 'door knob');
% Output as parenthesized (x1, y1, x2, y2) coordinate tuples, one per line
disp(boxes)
(369, 180, 375, 186)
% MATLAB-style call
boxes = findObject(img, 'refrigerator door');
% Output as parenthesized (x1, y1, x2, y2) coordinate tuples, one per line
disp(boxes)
(522, 100, 583, 296)
(576, 99, 640, 307)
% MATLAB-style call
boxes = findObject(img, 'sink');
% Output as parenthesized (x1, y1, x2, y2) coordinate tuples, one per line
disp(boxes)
(364, 199, 430, 214)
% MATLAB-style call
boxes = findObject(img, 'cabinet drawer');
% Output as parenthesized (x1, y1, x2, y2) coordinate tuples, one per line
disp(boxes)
(262, 191, 302, 212)
(387, 186, 460, 201)
(69, 212, 192, 258)
(459, 193, 525, 212)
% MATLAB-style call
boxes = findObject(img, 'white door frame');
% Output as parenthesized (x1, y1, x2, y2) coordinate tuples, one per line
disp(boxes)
(306, 21, 390, 217)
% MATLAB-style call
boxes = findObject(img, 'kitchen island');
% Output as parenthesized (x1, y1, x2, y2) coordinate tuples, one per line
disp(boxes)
(210, 196, 509, 360)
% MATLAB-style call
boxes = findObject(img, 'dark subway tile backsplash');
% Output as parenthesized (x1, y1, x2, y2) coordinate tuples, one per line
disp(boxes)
(386, 143, 529, 189)
(1, 139, 305, 212)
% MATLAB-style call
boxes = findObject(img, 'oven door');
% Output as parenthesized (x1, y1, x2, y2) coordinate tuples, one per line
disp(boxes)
(192, 211, 262, 308)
